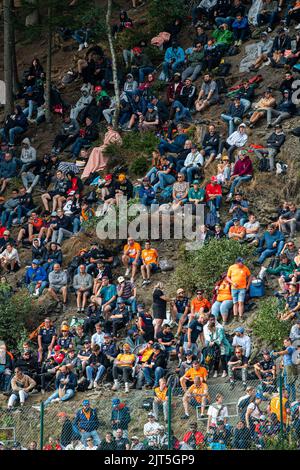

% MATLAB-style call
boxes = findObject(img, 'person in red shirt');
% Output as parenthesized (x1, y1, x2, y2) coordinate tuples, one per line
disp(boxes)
(205, 176, 222, 217)
(182, 422, 204, 449)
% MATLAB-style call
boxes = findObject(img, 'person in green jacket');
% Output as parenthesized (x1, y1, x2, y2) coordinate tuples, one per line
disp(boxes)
(212, 23, 234, 50)
(266, 253, 297, 293)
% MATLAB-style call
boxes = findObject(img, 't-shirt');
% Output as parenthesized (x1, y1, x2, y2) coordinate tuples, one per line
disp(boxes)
(173, 181, 189, 199)
(246, 403, 261, 420)
(116, 353, 135, 368)
(157, 331, 174, 344)
(185, 319, 203, 343)
(139, 312, 154, 330)
(229, 354, 248, 365)
(244, 221, 260, 239)
(190, 297, 211, 313)
(286, 294, 300, 310)
(174, 297, 189, 313)
(228, 226, 246, 240)
(227, 263, 251, 289)
(154, 386, 168, 401)
(283, 346, 296, 366)
(152, 288, 167, 314)
(201, 80, 219, 100)
(142, 248, 158, 265)
(38, 327, 56, 346)
(183, 366, 208, 382)
(123, 242, 141, 260)
(114, 437, 129, 451)
(258, 359, 274, 371)
(207, 403, 228, 425)
(270, 396, 289, 423)
(205, 183, 222, 199)
(188, 187, 205, 201)
(99, 284, 117, 303)
(188, 383, 208, 403)
(216, 281, 232, 302)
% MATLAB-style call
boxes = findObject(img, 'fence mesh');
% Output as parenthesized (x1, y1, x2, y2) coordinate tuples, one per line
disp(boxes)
(0, 373, 299, 450)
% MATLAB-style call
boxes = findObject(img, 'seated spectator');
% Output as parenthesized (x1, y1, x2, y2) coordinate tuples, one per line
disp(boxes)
(206, 393, 229, 429)
(139, 177, 156, 207)
(279, 202, 300, 238)
(162, 42, 185, 82)
(172, 100, 192, 125)
(153, 155, 177, 193)
(0, 243, 20, 273)
(220, 123, 248, 163)
(141, 342, 167, 389)
(267, 90, 296, 128)
(172, 173, 189, 210)
(48, 263, 68, 310)
(141, 241, 159, 286)
(50, 208, 74, 245)
(249, 32, 273, 71)
(105, 298, 130, 338)
(195, 73, 219, 113)
(232, 327, 252, 358)
(182, 375, 209, 419)
(228, 346, 248, 389)
(138, 103, 159, 132)
(73, 264, 93, 313)
(112, 343, 135, 393)
(1, 188, 20, 229)
(212, 22, 233, 50)
(43, 365, 77, 406)
(215, 0, 246, 27)
(205, 176, 222, 216)
(180, 144, 203, 184)
(153, 377, 169, 422)
(188, 179, 205, 210)
(25, 259, 48, 297)
(41, 170, 68, 212)
(227, 150, 253, 200)
(253, 124, 286, 172)
(71, 117, 99, 159)
(200, 124, 221, 168)
(52, 114, 80, 154)
(158, 123, 188, 156)
(267, 253, 296, 293)
(180, 359, 208, 392)
(232, 13, 249, 46)
(193, 25, 208, 46)
(278, 283, 300, 321)
(254, 350, 276, 381)
(0, 152, 18, 195)
(182, 422, 204, 450)
(255, 223, 285, 265)
(122, 237, 141, 282)
(7, 367, 36, 410)
(0, 105, 28, 146)
(182, 43, 205, 82)
(269, 29, 292, 68)
(211, 272, 233, 325)
(86, 344, 107, 389)
(19, 138, 36, 174)
(243, 213, 260, 243)
(284, 0, 300, 28)
(257, 0, 279, 32)
(92, 276, 117, 319)
(130, 47, 153, 85)
(221, 96, 245, 137)
(224, 192, 249, 234)
(248, 89, 276, 129)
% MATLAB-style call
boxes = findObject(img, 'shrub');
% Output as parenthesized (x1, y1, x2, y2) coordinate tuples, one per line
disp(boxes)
(130, 156, 149, 176)
(147, 0, 186, 34)
(172, 238, 254, 295)
(252, 298, 290, 349)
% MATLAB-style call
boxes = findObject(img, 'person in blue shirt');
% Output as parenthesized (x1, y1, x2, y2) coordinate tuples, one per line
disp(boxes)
(232, 14, 249, 46)
(139, 177, 156, 206)
(158, 123, 188, 156)
(162, 42, 185, 82)
(255, 223, 285, 265)
(172, 100, 192, 125)
(92, 276, 117, 319)
(25, 259, 48, 297)
(273, 337, 298, 401)
(224, 192, 249, 234)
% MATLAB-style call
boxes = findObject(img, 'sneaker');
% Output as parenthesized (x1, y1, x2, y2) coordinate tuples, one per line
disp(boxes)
(78, 43, 85, 51)
(216, 153, 222, 160)
(216, 210, 220, 218)
(237, 40, 242, 46)
(226, 193, 233, 202)
(77, 308, 81, 313)
(213, 371, 218, 378)
(181, 414, 189, 420)
(142, 279, 148, 287)
(32, 405, 40, 410)
(125, 268, 130, 276)
(243, 382, 247, 390)
(222, 371, 227, 378)
(93, 381, 98, 389)
(229, 381, 235, 390)
(267, 26, 272, 33)
(295, 24, 300, 30)
(77, 377, 86, 384)
(111, 382, 120, 391)
(87, 381, 93, 390)
(84, 42, 89, 48)
(124, 383, 130, 393)
(52, 398, 60, 403)
(81, 307, 85, 313)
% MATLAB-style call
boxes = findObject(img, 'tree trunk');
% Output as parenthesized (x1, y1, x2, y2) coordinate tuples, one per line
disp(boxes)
(3, 0, 14, 114)
(45, 5, 52, 123)
(11, 0, 20, 96)
(106, 0, 120, 129)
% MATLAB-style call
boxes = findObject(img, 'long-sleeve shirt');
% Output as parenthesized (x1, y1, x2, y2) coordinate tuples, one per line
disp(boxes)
(232, 334, 251, 358)
(226, 130, 248, 148)
(257, 39, 273, 56)
(232, 156, 253, 177)
(73, 272, 93, 291)
(20, 141, 37, 164)
(164, 46, 185, 63)
(0, 158, 18, 179)
(48, 270, 68, 289)
(266, 131, 286, 149)
(259, 229, 285, 250)
(184, 151, 204, 167)
(25, 266, 48, 284)
(11, 374, 36, 392)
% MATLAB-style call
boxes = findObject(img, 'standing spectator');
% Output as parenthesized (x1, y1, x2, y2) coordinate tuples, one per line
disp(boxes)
(226, 258, 251, 321)
(207, 393, 228, 430)
(111, 398, 131, 439)
(152, 282, 170, 338)
(272, 338, 298, 401)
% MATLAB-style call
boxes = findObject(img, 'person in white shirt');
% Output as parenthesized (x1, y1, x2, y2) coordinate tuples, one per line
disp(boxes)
(232, 327, 252, 358)
(84, 437, 98, 450)
(0, 243, 20, 272)
(221, 123, 248, 161)
(207, 393, 228, 431)
(91, 323, 105, 348)
(181, 144, 204, 183)
(143, 412, 161, 447)
(243, 213, 260, 242)
(65, 439, 85, 450)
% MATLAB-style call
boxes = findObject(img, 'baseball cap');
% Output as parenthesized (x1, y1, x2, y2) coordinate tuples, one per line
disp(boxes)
(51, 211, 57, 217)
(186, 349, 193, 356)
(148, 412, 155, 417)
(262, 349, 270, 355)
(117, 276, 125, 283)
(104, 333, 111, 338)
(222, 155, 229, 160)
(211, 176, 217, 183)
(235, 327, 244, 334)
(191, 143, 198, 149)
(174, 72, 181, 77)
(32, 259, 40, 265)
(256, 393, 264, 399)
(239, 123, 246, 128)
(84, 339, 91, 344)
(137, 302, 145, 308)
(3, 230, 10, 235)
(131, 436, 139, 440)
(105, 174, 112, 181)
(61, 325, 69, 332)
(283, 89, 290, 93)
(117, 297, 125, 304)
(192, 179, 199, 184)
(112, 398, 120, 406)
(236, 257, 244, 263)
(82, 400, 90, 406)
(54, 345, 61, 351)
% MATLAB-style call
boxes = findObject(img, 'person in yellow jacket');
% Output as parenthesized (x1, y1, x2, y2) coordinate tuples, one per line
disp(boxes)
(153, 378, 169, 422)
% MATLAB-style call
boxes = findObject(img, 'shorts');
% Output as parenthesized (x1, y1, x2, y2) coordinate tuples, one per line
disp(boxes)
(50, 286, 65, 293)
(190, 398, 202, 407)
(183, 342, 199, 356)
(153, 307, 166, 320)
(147, 263, 158, 271)
(128, 257, 142, 266)
(231, 288, 246, 304)
(47, 190, 60, 198)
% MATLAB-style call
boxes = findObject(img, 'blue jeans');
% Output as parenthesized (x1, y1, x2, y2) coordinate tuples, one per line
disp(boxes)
(124, 297, 137, 315)
(138, 66, 154, 84)
(73, 217, 81, 233)
(140, 195, 157, 206)
(80, 430, 101, 447)
(207, 195, 222, 212)
(72, 29, 91, 44)
(224, 217, 247, 235)
(23, 101, 37, 119)
(211, 300, 233, 320)
(215, 16, 234, 27)
(256, 241, 285, 264)
(1, 209, 15, 229)
(221, 114, 242, 136)
(0, 371, 12, 392)
(162, 60, 184, 79)
(146, 167, 158, 183)
(181, 165, 200, 184)
(240, 98, 251, 113)
(142, 366, 165, 387)
(229, 175, 252, 195)
(86, 365, 106, 383)
(28, 281, 48, 295)
(71, 138, 90, 158)
(44, 388, 75, 406)
(0, 126, 25, 145)
(158, 140, 181, 156)
(153, 173, 176, 192)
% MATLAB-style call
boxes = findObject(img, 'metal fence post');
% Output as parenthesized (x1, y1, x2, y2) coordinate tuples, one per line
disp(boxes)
(40, 401, 44, 450)
(279, 371, 284, 437)
(167, 386, 172, 450)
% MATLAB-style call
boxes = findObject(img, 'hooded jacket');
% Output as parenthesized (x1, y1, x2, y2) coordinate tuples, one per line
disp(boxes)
(74, 407, 99, 432)
(20, 138, 37, 164)
(172, 100, 192, 124)
(25, 265, 48, 284)
(232, 155, 253, 177)
(4, 105, 28, 131)
(164, 46, 185, 63)
(266, 131, 286, 149)
(111, 402, 131, 430)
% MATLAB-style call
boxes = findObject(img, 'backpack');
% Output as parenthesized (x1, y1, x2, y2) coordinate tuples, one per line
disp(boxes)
(141, 397, 154, 411)
(258, 156, 270, 172)
(276, 162, 288, 175)
(216, 77, 227, 94)
(159, 185, 173, 203)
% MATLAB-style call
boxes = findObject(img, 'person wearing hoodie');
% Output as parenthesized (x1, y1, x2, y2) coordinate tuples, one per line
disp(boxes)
(172, 100, 192, 125)
(48, 263, 68, 308)
(19, 138, 37, 174)
(1, 189, 19, 229)
(25, 259, 48, 296)
(255, 223, 285, 264)
(253, 124, 286, 171)
(111, 398, 131, 438)
(162, 42, 185, 82)
(181, 144, 204, 183)
(212, 23, 234, 50)
(71, 117, 99, 159)
(227, 150, 253, 199)
(232, 13, 249, 46)
(220, 123, 248, 162)
(70, 84, 93, 120)
(52, 115, 80, 154)
(122, 73, 138, 97)
(0, 105, 28, 145)
(221, 96, 245, 136)
(266, 90, 296, 127)
(31, 238, 47, 262)
(0, 152, 18, 194)
(43, 242, 63, 273)
(249, 32, 274, 71)
(73, 400, 100, 447)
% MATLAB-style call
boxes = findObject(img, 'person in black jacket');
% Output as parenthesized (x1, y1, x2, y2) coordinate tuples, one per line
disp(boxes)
(200, 124, 221, 169)
(142, 343, 167, 389)
(267, 90, 296, 127)
(221, 96, 245, 136)
(270, 29, 292, 68)
(193, 25, 208, 47)
(253, 124, 286, 171)
(52, 115, 80, 154)
(71, 117, 99, 159)
(17, 186, 35, 223)
(86, 344, 108, 389)
(43, 242, 63, 273)
(150, 96, 169, 125)
(232, 420, 251, 449)
(111, 173, 133, 206)
(0, 105, 28, 146)
(179, 79, 197, 110)
(50, 208, 74, 245)
(239, 81, 255, 112)
(32, 238, 47, 262)
(58, 412, 75, 449)
(279, 71, 295, 95)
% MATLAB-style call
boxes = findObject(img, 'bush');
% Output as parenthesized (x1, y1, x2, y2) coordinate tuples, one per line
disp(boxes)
(147, 0, 186, 34)
(130, 156, 149, 176)
(252, 298, 291, 349)
(172, 238, 254, 294)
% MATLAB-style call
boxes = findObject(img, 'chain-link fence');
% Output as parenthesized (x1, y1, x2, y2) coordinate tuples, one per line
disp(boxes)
(0, 373, 299, 450)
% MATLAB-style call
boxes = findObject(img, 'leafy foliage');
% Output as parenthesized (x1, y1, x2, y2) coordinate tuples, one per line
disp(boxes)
(252, 298, 291, 349)
(172, 238, 254, 295)
(147, 0, 186, 34)
(130, 156, 149, 176)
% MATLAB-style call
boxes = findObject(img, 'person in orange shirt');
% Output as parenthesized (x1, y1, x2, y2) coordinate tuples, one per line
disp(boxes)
(180, 360, 208, 392)
(226, 258, 251, 321)
(228, 218, 246, 241)
(268, 389, 290, 425)
(190, 289, 211, 318)
(211, 273, 233, 325)
(182, 375, 209, 419)
(122, 237, 142, 282)
(141, 240, 159, 286)
(153, 377, 169, 421)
